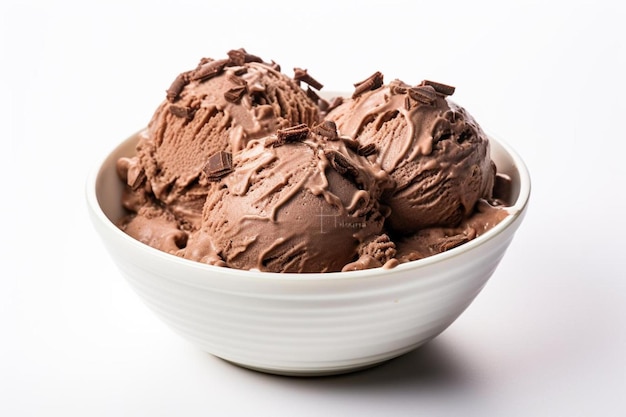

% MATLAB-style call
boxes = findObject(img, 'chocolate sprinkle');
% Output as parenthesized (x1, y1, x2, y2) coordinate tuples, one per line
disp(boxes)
(293, 68, 324, 90)
(352, 71, 384, 98)
(203, 151, 233, 181)
(169, 105, 196, 121)
(166, 72, 189, 102)
(420, 80, 456, 96)
(191, 59, 228, 81)
(312, 120, 339, 140)
(325, 150, 359, 179)
(408, 85, 438, 105)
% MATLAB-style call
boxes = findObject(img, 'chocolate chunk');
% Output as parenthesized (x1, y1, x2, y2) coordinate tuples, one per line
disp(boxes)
(169, 105, 196, 121)
(276, 123, 310, 144)
(325, 150, 359, 179)
(227, 49, 249, 66)
(306, 87, 321, 104)
(352, 71, 384, 98)
(389, 82, 408, 95)
(420, 80, 456, 96)
(224, 86, 247, 103)
(408, 85, 438, 105)
(224, 74, 248, 103)
(127, 166, 146, 190)
(227, 48, 263, 66)
(203, 151, 233, 181)
(312, 120, 339, 140)
(268, 60, 281, 72)
(357, 143, 377, 156)
(325, 96, 344, 113)
(318, 98, 330, 113)
(267, 124, 310, 148)
(191, 59, 228, 81)
(231, 66, 248, 76)
(293, 68, 324, 90)
(166, 72, 189, 102)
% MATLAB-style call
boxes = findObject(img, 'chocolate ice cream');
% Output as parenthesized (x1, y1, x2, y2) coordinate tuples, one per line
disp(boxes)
(115, 51, 513, 272)
(184, 123, 395, 272)
(117, 49, 321, 244)
(327, 76, 495, 235)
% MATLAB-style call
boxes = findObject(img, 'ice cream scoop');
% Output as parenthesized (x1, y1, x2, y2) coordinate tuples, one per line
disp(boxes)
(327, 76, 496, 235)
(184, 123, 396, 272)
(117, 49, 321, 230)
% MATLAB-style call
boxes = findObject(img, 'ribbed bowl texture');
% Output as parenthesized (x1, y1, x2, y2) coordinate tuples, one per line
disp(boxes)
(87, 131, 530, 376)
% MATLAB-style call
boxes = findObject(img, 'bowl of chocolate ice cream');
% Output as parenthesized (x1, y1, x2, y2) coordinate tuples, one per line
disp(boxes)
(86, 50, 530, 376)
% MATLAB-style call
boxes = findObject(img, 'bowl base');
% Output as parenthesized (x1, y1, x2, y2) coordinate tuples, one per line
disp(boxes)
(215, 343, 427, 377)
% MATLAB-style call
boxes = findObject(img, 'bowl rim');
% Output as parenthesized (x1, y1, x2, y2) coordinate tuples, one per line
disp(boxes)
(86, 131, 530, 282)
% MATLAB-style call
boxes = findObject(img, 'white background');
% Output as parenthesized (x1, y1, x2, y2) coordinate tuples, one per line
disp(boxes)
(2, 0, 625, 415)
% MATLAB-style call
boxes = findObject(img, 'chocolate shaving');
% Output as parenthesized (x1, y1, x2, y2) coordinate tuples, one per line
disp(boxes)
(312, 120, 339, 140)
(325, 96, 344, 113)
(404, 95, 411, 110)
(268, 60, 281, 72)
(390, 82, 407, 95)
(276, 123, 310, 144)
(191, 59, 228, 81)
(352, 71, 384, 98)
(357, 143, 377, 156)
(166, 72, 189, 102)
(408, 85, 438, 105)
(293, 68, 324, 90)
(224, 86, 247, 103)
(127, 166, 146, 190)
(227, 48, 263, 66)
(169, 105, 196, 121)
(420, 80, 456, 96)
(318, 98, 330, 113)
(224, 74, 248, 103)
(306, 87, 321, 105)
(231, 66, 248, 76)
(195, 57, 212, 68)
(203, 151, 233, 181)
(325, 150, 359, 179)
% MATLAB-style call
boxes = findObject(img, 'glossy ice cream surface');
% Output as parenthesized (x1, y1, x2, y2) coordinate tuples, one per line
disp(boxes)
(117, 49, 320, 231)
(116, 51, 512, 272)
(327, 77, 496, 235)
(185, 124, 396, 272)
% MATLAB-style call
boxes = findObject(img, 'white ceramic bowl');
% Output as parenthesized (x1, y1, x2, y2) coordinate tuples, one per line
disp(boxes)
(86, 132, 530, 376)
